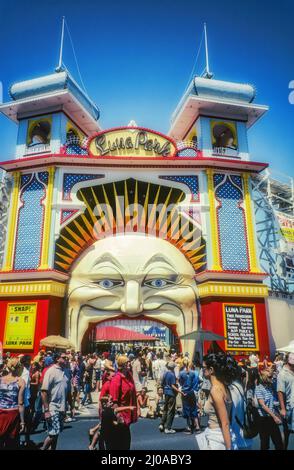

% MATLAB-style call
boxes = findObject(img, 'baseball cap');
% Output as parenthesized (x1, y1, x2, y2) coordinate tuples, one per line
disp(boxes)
(44, 356, 54, 367)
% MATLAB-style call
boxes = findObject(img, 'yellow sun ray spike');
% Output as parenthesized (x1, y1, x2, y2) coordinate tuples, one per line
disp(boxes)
(148, 186, 161, 231)
(80, 214, 97, 240)
(65, 226, 85, 248)
(60, 235, 80, 252)
(101, 185, 113, 232)
(157, 188, 173, 232)
(73, 220, 92, 243)
(186, 244, 206, 259)
(113, 182, 124, 231)
(139, 183, 150, 231)
(188, 253, 206, 264)
(56, 252, 73, 264)
(56, 261, 70, 270)
(56, 243, 76, 258)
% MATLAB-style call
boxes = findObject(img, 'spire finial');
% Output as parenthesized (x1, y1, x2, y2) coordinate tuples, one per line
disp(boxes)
(56, 16, 65, 72)
(203, 23, 213, 79)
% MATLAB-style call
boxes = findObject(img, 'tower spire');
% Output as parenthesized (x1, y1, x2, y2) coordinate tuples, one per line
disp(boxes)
(203, 23, 213, 79)
(56, 16, 65, 72)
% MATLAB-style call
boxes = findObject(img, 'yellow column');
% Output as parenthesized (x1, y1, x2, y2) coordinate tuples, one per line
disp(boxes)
(39, 167, 55, 270)
(207, 168, 222, 271)
(2, 171, 21, 271)
(243, 173, 261, 272)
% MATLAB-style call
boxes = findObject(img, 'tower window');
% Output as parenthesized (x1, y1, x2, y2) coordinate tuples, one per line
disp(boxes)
(27, 119, 51, 147)
(211, 121, 238, 155)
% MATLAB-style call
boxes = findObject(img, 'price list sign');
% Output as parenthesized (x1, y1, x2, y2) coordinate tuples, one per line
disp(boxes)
(223, 304, 259, 351)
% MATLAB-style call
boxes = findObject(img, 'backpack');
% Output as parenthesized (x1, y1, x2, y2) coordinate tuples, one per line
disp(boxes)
(231, 383, 259, 439)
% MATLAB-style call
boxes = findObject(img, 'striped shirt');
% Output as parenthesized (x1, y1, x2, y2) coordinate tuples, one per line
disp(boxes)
(255, 383, 274, 417)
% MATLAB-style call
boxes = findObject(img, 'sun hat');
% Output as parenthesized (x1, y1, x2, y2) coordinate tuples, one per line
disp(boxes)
(116, 355, 129, 369)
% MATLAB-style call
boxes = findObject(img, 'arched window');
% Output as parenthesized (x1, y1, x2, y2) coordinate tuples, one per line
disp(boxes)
(27, 119, 51, 147)
(211, 121, 238, 156)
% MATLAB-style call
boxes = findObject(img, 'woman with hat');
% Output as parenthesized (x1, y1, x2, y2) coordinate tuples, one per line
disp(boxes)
(0, 358, 25, 449)
(109, 355, 137, 450)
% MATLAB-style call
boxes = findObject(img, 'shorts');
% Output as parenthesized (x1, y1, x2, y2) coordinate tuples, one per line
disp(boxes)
(45, 411, 65, 437)
(0, 409, 20, 439)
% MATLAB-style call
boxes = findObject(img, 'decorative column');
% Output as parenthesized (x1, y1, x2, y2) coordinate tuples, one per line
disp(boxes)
(2, 171, 21, 272)
(39, 166, 55, 270)
(243, 173, 261, 273)
(206, 168, 222, 271)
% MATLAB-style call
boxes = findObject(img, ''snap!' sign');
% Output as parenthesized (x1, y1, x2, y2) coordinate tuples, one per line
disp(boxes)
(88, 127, 177, 158)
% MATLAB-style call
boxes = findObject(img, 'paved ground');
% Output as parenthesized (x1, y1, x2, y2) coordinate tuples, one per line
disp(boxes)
(24, 380, 294, 451)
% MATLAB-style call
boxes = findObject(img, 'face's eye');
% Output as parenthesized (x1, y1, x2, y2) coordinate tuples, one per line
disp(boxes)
(143, 278, 175, 289)
(95, 279, 124, 289)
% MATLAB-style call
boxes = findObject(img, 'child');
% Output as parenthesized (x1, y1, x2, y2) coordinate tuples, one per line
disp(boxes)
(155, 386, 165, 418)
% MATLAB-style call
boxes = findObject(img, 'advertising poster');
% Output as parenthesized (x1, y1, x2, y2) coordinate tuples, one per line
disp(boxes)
(3, 303, 37, 349)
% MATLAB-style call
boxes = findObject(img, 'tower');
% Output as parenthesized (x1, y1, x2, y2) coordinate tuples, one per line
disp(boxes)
(0, 69, 101, 352)
(169, 74, 270, 357)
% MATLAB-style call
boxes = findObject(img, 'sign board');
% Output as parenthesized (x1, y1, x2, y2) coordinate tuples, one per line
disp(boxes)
(223, 304, 259, 351)
(275, 211, 294, 245)
(3, 303, 37, 350)
(88, 127, 177, 158)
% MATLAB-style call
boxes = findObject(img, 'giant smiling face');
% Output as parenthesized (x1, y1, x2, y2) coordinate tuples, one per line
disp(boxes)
(66, 234, 199, 357)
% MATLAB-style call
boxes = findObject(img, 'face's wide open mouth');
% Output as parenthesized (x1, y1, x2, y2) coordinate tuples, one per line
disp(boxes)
(70, 302, 197, 357)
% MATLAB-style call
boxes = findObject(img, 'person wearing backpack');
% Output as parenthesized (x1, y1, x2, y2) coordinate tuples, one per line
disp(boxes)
(255, 366, 283, 450)
(229, 365, 254, 449)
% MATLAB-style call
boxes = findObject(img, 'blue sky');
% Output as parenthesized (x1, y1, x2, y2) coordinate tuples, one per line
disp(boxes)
(0, 0, 293, 176)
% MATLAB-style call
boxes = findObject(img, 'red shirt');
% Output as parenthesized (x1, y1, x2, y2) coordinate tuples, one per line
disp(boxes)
(109, 371, 137, 426)
(100, 379, 110, 399)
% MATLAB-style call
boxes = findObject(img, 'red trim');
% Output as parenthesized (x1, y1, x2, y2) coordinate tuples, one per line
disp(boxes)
(86, 126, 178, 157)
(0, 154, 268, 174)
(60, 209, 79, 225)
(0, 268, 67, 275)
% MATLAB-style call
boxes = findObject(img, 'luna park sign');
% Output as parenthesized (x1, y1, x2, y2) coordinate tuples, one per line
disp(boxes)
(88, 127, 177, 157)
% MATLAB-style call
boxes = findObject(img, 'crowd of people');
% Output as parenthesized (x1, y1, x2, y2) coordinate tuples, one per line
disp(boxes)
(0, 346, 293, 451)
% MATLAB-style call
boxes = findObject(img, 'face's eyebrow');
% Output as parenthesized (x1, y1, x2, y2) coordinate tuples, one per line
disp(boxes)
(142, 254, 177, 272)
(91, 252, 124, 271)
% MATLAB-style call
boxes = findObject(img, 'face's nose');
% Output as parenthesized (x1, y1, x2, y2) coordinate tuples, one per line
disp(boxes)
(121, 280, 143, 315)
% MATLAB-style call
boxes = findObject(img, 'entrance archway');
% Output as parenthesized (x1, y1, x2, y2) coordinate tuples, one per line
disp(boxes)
(80, 317, 179, 355)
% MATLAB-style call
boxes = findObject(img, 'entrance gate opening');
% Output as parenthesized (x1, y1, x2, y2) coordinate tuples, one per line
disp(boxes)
(81, 318, 178, 355)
